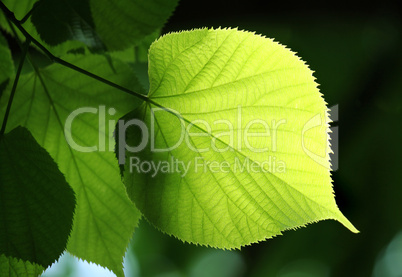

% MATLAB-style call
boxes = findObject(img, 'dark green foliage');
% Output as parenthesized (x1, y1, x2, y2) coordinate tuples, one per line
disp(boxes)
(31, 0, 104, 50)
(90, 0, 180, 50)
(0, 126, 76, 268)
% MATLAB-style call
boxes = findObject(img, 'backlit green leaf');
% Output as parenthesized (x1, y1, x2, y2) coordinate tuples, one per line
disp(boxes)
(0, 126, 75, 268)
(118, 28, 358, 249)
(0, 55, 143, 276)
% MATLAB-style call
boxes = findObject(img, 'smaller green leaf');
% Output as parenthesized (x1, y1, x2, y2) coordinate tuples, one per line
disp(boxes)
(0, 0, 38, 35)
(111, 29, 161, 64)
(90, 0, 179, 50)
(135, 29, 161, 63)
(0, 126, 76, 268)
(0, 53, 143, 276)
(111, 29, 160, 90)
(31, 0, 104, 50)
(0, 32, 14, 84)
(0, 0, 89, 57)
(0, 254, 44, 277)
(0, 32, 13, 100)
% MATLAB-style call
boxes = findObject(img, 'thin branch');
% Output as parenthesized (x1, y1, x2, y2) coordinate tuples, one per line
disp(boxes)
(0, 40, 31, 135)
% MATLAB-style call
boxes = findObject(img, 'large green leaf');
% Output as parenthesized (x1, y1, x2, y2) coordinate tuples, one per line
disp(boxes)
(0, 126, 76, 268)
(0, 254, 44, 277)
(89, 0, 179, 50)
(0, 54, 143, 276)
(118, 28, 358, 249)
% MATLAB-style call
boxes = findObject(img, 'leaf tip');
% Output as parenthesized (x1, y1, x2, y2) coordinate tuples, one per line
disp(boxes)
(333, 211, 359, 234)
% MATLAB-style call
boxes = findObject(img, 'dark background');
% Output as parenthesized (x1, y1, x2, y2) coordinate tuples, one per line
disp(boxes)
(125, 1, 402, 277)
